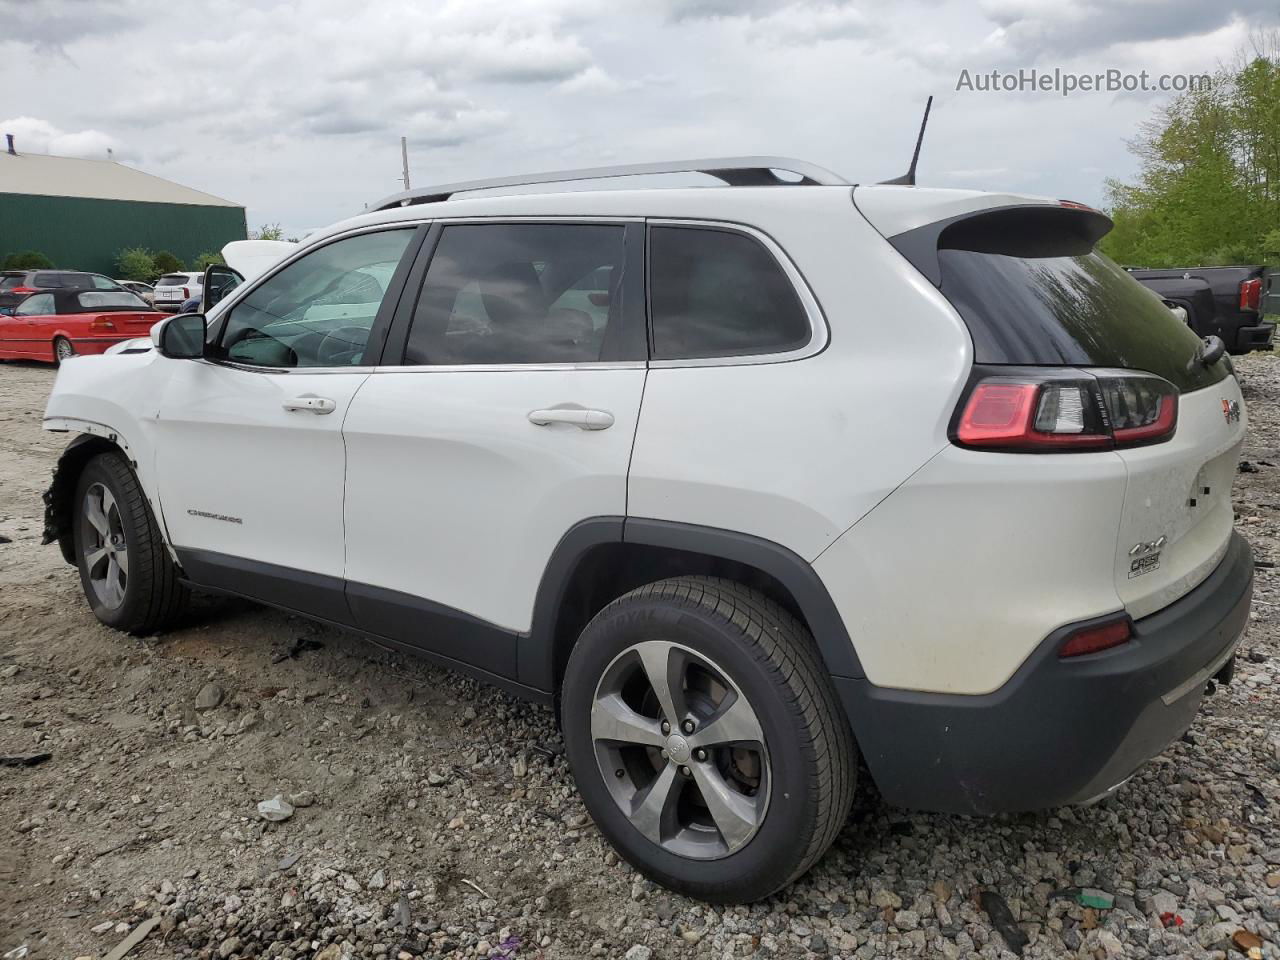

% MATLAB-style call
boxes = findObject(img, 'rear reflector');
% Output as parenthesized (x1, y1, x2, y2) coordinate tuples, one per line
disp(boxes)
(953, 368, 1178, 452)
(1240, 277, 1262, 313)
(1059, 617, 1132, 658)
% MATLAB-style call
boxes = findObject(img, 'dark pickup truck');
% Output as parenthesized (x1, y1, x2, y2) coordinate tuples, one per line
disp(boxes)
(1127, 265, 1274, 354)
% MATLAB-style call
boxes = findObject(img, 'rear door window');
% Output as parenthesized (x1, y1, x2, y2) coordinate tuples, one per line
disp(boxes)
(648, 226, 811, 360)
(403, 223, 628, 365)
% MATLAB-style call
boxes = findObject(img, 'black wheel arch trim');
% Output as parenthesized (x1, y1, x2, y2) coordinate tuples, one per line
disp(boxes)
(519, 516, 864, 692)
(44, 433, 134, 564)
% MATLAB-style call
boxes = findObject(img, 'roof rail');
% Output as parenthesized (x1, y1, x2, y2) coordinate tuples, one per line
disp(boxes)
(370, 156, 849, 211)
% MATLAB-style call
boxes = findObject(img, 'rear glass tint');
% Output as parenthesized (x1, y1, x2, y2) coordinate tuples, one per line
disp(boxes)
(928, 209, 1228, 393)
(0, 275, 22, 290)
(157, 274, 191, 286)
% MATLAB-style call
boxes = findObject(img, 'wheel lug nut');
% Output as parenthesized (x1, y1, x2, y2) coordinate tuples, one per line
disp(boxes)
(694, 748, 707, 762)
(660, 750, 668, 759)
(681, 720, 695, 734)
(679, 765, 691, 777)
(661, 721, 670, 735)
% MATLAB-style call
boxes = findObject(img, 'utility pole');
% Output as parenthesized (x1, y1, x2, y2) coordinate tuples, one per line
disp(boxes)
(400, 137, 410, 191)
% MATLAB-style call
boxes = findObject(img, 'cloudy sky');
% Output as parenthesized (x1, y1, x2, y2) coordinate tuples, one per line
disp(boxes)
(2, 0, 1276, 236)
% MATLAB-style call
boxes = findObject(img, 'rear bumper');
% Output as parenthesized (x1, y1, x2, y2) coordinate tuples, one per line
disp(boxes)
(1233, 321, 1274, 352)
(837, 531, 1253, 814)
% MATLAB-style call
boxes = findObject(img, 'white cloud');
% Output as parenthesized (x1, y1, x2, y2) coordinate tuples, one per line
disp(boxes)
(0, 116, 125, 160)
(1, 0, 1276, 238)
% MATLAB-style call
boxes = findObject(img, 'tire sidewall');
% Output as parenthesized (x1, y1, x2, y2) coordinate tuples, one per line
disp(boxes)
(73, 455, 144, 630)
(563, 594, 823, 902)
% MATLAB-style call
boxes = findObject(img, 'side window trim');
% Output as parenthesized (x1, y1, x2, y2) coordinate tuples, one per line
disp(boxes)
(644, 218, 829, 368)
(378, 217, 648, 369)
(207, 222, 430, 373)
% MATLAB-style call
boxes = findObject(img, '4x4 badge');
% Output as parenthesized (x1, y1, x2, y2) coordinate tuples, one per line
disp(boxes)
(1223, 399, 1241, 424)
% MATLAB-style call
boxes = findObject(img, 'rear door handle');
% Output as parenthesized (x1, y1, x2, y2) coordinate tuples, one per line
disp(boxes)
(283, 395, 337, 415)
(528, 408, 614, 430)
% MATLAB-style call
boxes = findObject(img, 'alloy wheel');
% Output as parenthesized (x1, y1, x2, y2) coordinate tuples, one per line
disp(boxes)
(55, 338, 74, 361)
(591, 639, 770, 859)
(80, 482, 128, 609)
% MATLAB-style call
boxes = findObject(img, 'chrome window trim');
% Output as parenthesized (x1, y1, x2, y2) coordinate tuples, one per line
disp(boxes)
(371, 361, 647, 375)
(645, 217, 829, 369)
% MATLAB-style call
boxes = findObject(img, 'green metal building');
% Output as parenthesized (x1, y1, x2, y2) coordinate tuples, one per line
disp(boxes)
(0, 145, 246, 276)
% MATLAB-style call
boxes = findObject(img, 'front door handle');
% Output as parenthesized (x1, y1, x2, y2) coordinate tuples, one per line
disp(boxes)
(283, 395, 337, 415)
(528, 408, 614, 430)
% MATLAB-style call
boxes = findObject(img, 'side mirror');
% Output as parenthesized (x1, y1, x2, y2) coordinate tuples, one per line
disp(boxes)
(153, 313, 207, 359)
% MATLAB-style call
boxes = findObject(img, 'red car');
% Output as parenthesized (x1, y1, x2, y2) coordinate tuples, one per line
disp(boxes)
(0, 289, 165, 363)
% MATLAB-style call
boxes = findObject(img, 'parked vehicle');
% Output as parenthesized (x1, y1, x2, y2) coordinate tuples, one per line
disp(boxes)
(116, 280, 155, 305)
(0, 270, 123, 311)
(40, 158, 1253, 902)
(152, 271, 203, 312)
(1128, 265, 1273, 353)
(0, 288, 163, 363)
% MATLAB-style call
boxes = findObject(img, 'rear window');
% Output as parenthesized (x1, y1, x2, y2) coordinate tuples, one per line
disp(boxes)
(76, 291, 148, 311)
(929, 209, 1228, 393)
(649, 226, 811, 360)
(33, 272, 90, 288)
(0, 275, 23, 291)
(157, 274, 191, 286)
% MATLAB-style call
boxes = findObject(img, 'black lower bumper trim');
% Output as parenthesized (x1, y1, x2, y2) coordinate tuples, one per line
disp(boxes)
(839, 532, 1254, 814)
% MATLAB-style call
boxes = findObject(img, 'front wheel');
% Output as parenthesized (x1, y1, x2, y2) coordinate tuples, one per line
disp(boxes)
(562, 577, 856, 902)
(73, 451, 189, 634)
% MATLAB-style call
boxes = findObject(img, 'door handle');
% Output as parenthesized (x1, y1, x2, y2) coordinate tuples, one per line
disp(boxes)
(283, 395, 337, 415)
(528, 408, 614, 430)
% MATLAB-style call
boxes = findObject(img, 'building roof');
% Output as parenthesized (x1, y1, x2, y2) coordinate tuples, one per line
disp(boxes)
(0, 151, 240, 207)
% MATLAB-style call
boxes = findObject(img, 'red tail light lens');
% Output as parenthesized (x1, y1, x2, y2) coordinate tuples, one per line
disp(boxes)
(1059, 617, 1132, 658)
(11, 285, 35, 294)
(89, 317, 117, 333)
(182, 286, 190, 299)
(1240, 277, 1262, 312)
(954, 368, 1178, 452)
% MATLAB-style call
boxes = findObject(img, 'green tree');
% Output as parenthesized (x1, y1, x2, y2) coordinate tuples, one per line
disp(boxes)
(191, 250, 225, 271)
(2, 250, 54, 269)
(252, 223, 284, 241)
(1101, 31, 1280, 267)
(153, 250, 183, 275)
(115, 247, 156, 282)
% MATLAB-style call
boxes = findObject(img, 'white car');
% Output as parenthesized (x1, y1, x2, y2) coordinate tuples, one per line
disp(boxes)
(114, 280, 155, 305)
(152, 271, 203, 311)
(39, 158, 1254, 902)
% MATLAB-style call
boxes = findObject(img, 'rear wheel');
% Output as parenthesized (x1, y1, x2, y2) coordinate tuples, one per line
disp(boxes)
(562, 576, 855, 902)
(73, 452, 188, 634)
(53, 337, 74, 364)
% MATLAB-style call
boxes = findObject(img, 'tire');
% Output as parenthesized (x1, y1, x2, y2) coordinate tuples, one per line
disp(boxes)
(562, 576, 856, 902)
(72, 451, 188, 634)
(53, 337, 74, 364)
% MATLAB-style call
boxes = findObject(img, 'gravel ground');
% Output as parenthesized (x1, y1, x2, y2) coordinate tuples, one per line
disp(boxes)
(2, 355, 1280, 960)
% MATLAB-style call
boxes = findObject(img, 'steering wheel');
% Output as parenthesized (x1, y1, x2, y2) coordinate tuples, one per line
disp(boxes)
(315, 325, 370, 366)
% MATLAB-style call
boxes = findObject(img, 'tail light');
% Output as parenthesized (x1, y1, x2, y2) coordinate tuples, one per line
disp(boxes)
(89, 317, 116, 333)
(182, 286, 190, 299)
(1240, 277, 1262, 313)
(953, 367, 1178, 452)
(1059, 616, 1132, 658)
(11, 285, 35, 295)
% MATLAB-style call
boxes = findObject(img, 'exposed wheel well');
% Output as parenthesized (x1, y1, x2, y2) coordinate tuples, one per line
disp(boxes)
(43, 435, 127, 564)
(547, 541, 812, 694)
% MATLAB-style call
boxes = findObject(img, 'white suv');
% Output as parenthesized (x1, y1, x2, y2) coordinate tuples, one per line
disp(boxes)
(39, 158, 1254, 902)
(152, 271, 203, 311)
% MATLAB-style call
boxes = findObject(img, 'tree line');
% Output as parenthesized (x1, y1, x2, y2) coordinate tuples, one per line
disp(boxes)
(1100, 33, 1280, 267)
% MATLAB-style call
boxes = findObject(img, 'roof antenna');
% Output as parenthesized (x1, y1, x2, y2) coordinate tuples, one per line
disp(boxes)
(880, 95, 933, 186)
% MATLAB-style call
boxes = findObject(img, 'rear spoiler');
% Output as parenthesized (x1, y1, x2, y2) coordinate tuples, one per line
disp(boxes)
(885, 204, 1114, 287)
